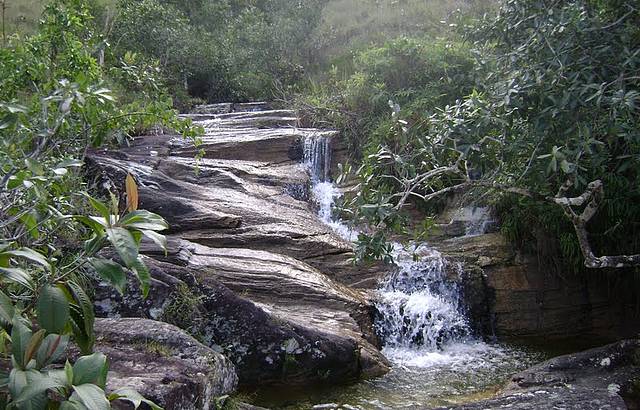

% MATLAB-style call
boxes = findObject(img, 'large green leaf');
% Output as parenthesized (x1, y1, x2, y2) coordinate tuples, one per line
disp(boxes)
(36, 334, 70, 368)
(69, 307, 93, 355)
(109, 388, 162, 410)
(23, 329, 46, 365)
(11, 316, 32, 369)
(106, 227, 139, 268)
(131, 257, 151, 298)
(8, 368, 41, 401)
(74, 215, 107, 233)
(0, 267, 33, 290)
(84, 194, 111, 220)
(118, 210, 168, 231)
(0, 290, 14, 330)
(71, 384, 111, 410)
(72, 353, 108, 389)
(60, 399, 90, 410)
(6, 248, 51, 271)
(141, 230, 168, 254)
(13, 375, 66, 407)
(66, 282, 95, 354)
(37, 285, 70, 334)
(89, 258, 127, 294)
(19, 211, 40, 240)
(84, 232, 106, 255)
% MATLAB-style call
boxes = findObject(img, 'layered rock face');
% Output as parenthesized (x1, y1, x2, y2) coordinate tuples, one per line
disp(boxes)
(88, 103, 389, 396)
(435, 227, 640, 343)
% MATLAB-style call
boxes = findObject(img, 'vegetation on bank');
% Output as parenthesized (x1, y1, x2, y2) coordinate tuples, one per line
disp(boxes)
(296, 0, 640, 273)
(0, 0, 201, 407)
(0, 0, 639, 407)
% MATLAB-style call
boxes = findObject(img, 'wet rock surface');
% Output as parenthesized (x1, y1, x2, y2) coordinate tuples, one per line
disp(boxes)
(94, 257, 386, 386)
(88, 104, 389, 391)
(444, 339, 640, 410)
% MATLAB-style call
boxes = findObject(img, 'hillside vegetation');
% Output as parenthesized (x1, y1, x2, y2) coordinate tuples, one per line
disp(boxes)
(0, 0, 639, 407)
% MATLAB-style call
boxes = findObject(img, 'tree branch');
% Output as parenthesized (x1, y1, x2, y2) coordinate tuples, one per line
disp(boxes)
(401, 173, 640, 269)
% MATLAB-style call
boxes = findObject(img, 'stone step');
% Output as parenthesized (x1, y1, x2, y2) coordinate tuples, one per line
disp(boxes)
(181, 110, 298, 128)
(190, 101, 272, 115)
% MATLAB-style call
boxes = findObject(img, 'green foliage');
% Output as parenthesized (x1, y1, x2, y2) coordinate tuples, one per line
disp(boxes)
(309, 0, 493, 67)
(160, 283, 204, 333)
(108, 0, 327, 103)
(0, 1, 200, 408)
(296, 36, 475, 159)
(340, 0, 640, 268)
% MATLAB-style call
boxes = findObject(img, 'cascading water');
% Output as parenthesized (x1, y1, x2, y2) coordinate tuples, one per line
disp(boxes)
(464, 206, 493, 236)
(295, 133, 541, 409)
(370, 244, 533, 379)
(304, 133, 332, 183)
(305, 133, 359, 241)
(375, 247, 470, 350)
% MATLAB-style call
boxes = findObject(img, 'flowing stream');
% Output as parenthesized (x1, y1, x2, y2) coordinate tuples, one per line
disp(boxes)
(253, 135, 543, 409)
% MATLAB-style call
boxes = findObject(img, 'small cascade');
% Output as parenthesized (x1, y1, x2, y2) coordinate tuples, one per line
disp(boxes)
(465, 207, 492, 236)
(311, 181, 358, 242)
(303, 132, 475, 353)
(293, 125, 542, 408)
(375, 246, 471, 350)
(304, 132, 359, 241)
(303, 133, 332, 182)
(456, 206, 495, 237)
(312, 181, 340, 223)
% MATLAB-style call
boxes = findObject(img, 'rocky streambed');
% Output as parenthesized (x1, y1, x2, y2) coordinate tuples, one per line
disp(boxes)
(88, 103, 640, 409)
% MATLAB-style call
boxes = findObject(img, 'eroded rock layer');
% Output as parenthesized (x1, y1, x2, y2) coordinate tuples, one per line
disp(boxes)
(88, 104, 389, 391)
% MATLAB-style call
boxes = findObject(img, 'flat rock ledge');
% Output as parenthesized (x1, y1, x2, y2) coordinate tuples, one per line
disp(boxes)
(93, 318, 238, 410)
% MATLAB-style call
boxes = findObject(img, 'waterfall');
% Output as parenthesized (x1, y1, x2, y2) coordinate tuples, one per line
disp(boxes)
(291, 130, 541, 408)
(305, 133, 360, 241)
(304, 132, 476, 356)
(304, 132, 530, 374)
(303, 133, 332, 183)
(452, 206, 495, 237)
(375, 246, 471, 350)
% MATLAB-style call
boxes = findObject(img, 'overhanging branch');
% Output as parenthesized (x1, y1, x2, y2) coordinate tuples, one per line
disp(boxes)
(549, 179, 640, 269)
(398, 172, 640, 269)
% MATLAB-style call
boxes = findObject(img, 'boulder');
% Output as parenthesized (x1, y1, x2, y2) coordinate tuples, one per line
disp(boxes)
(443, 386, 626, 410)
(93, 250, 389, 388)
(92, 318, 238, 410)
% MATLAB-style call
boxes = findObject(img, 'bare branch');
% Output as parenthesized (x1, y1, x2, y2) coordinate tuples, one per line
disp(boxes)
(400, 172, 639, 269)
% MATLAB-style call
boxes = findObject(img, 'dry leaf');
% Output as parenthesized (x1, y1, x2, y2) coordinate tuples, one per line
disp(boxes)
(125, 173, 139, 212)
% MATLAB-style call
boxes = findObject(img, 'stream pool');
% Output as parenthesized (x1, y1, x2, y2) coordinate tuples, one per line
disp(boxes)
(248, 341, 544, 409)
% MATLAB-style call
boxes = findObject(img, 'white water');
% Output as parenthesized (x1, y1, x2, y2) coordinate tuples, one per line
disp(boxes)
(297, 134, 540, 409)
(376, 246, 469, 350)
(311, 181, 359, 242)
(305, 133, 497, 361)
(304, 133, 332, 183)
(458, 206, 495, 237)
